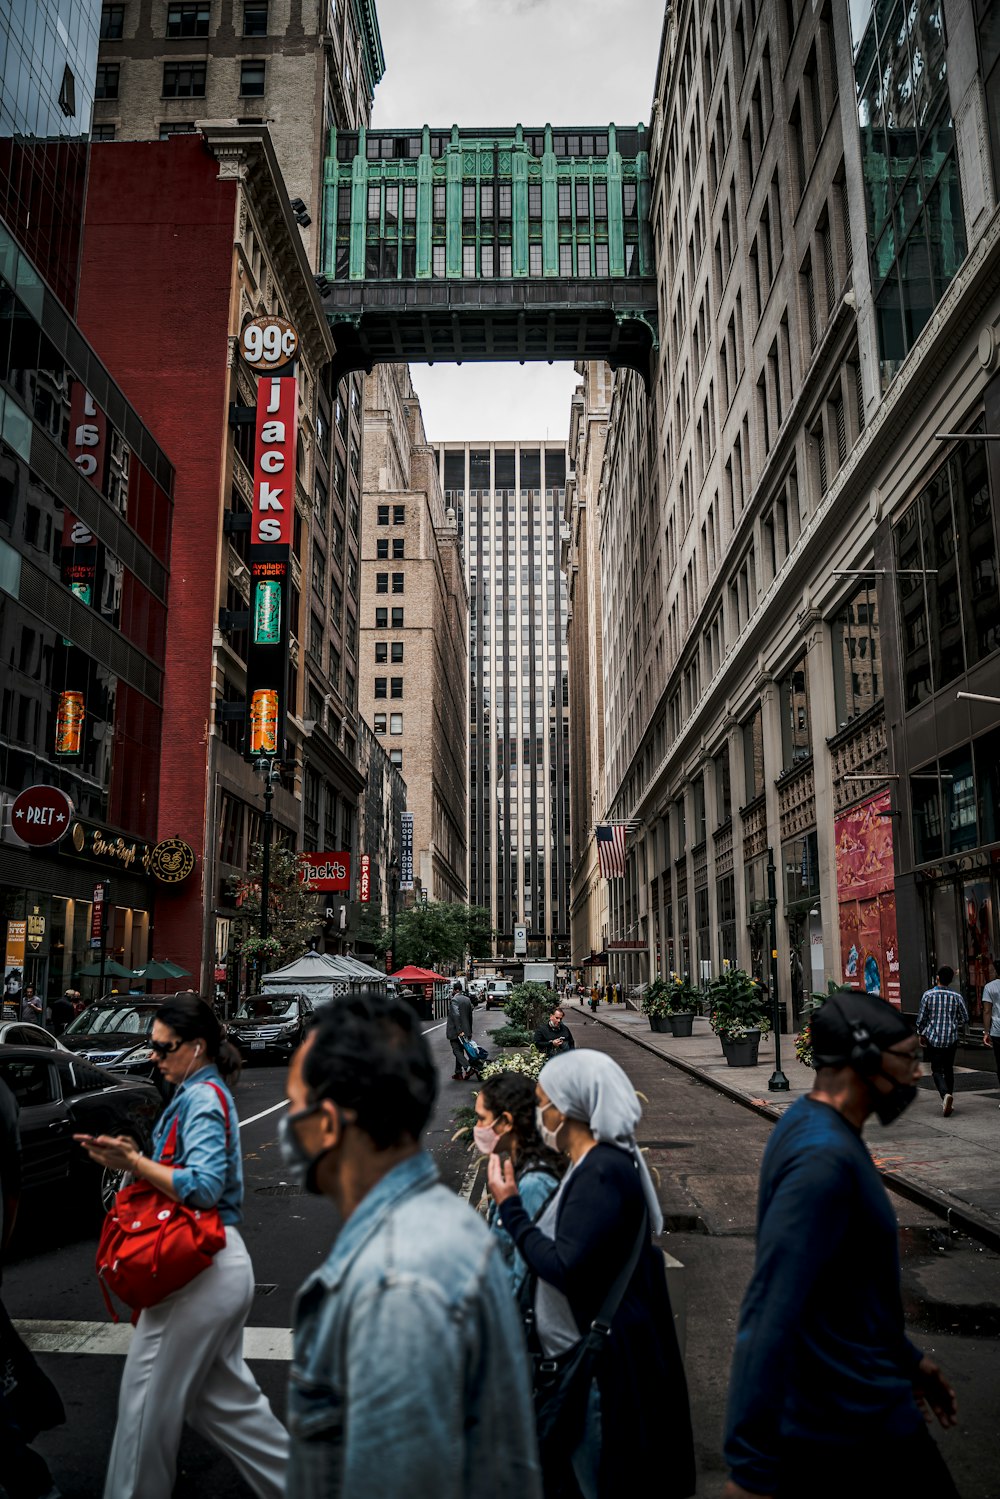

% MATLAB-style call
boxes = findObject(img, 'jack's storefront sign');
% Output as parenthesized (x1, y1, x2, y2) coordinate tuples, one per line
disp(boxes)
(299, 852, 351, 893)
(245, 363, 297, 761)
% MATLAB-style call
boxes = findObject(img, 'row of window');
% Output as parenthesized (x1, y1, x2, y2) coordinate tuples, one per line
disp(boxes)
(373, 712, 404, 734)
(375, 608, 404, 628)
(95, 60, 267, 100)
(353, 132, 614, 163)
(375, 572, 404, 594)
(376, 504, 406, 525)
(376, 539, 404, 559)
(375, 642, 404, 663)
(374, 677, 403, 698)
(101, 1, 269, 39)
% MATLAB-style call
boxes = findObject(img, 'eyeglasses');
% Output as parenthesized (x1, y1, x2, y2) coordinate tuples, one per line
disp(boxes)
(149, 1038, 186, 1058)
(884, 1046, 921, 1067)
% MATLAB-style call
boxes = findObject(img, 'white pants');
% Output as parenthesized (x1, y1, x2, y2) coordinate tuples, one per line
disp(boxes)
(104, 1228, 288, 1499)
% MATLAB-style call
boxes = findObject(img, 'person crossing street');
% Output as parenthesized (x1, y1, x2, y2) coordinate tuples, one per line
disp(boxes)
(915, 966, 968, 1116)
(446, 980, 480, 1081)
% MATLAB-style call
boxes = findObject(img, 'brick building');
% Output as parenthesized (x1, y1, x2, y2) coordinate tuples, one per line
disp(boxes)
(360, 364, 468, 906)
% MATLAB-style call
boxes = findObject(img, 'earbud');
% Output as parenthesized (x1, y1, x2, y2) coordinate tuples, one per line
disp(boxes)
(195, 1044, 202, 1056)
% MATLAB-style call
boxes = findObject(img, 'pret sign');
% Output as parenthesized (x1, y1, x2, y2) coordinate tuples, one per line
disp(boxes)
(10, 786, 75, 847)
(298, 852, 351, 892)
(240, 315, 299, 372)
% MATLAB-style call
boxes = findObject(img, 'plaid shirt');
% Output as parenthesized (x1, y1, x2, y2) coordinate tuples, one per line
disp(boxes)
(916, 986, 969, 1048)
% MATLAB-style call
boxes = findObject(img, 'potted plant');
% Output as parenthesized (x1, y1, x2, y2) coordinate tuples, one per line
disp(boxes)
(795, 980, 838, 1069)
(641, 979, 673, 1033)
(663, 974, 701, 1036)
(705, 968, 771, 1066)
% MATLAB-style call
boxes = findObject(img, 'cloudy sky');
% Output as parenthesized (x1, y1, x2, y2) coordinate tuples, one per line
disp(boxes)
(368, 0, 664, 442)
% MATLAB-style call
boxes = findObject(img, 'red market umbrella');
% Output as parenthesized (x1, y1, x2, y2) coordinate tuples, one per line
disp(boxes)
(392, 965, 449, 984)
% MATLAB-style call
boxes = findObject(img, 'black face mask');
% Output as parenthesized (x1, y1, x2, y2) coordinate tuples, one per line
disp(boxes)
(278, 1105, 336, 1195)
(871, 1074, 918, 1126)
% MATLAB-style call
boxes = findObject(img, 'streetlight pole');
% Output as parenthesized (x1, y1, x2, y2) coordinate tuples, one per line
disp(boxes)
(255, 756, 280, 979)
(766, 846, 790, 1092)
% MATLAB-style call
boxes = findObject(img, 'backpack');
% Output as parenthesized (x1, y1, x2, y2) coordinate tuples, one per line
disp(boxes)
(95, 1081, 231, 1322)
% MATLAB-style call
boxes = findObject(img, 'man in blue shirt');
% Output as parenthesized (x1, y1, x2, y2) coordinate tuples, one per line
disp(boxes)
(916, 965, 969, 1116)
(280, 991, 540, 1499)
(723, 990, 959, 1499)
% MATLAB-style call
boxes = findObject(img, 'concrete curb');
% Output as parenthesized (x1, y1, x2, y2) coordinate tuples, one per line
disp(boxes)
(587, 1010, 1000, 1256)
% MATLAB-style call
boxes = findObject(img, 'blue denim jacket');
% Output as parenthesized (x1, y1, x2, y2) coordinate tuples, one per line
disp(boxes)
(288, 1151, 541, 1499)
(151, 1064, 242, 1225)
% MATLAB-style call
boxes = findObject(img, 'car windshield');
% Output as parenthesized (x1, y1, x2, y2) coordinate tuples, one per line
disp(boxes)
(65, 1004, 158, 1036)
(235, 997, 297, 1020)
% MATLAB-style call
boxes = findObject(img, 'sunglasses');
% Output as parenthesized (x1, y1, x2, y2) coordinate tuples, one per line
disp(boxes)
(149, 1038, 186, 1058)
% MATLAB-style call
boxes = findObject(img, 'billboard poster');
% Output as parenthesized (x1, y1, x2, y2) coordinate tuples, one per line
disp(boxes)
(3, 920, 26, 1013)
(513, 923, 527, 955)
(244, 372, 296, 761)
(834, 790, 900, 1007)
(400, 813, 414, 891)
(298, 852, 351, 892)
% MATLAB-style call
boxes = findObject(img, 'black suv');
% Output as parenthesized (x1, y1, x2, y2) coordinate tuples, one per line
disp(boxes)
(228, 992, 314, 1062)
(60, 999, 165, 1081)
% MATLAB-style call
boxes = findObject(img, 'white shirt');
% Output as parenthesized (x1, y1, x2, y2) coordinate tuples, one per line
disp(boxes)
(983, 978, 1000, 1038)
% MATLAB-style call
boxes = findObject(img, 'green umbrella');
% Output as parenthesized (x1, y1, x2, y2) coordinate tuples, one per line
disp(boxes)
(78, 960, 135, 979)
(132, 959, 191, 981)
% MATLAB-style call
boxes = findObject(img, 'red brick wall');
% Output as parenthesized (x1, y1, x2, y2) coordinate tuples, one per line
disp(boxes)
(78, 138, 237, 986)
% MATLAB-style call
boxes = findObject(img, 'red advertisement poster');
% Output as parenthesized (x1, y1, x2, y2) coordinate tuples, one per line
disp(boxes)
(252, 375, 297, 546)
(834, 790, 901, 1007)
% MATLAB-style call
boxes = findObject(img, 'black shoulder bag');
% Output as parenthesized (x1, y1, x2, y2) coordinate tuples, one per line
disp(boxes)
(520, 1211, 647, 1462)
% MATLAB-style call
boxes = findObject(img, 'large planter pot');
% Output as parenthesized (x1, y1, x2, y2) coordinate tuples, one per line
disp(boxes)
(668, 1012, 695, 1037)
(649, 1014, 672, 1033)
(722, 1029, 761, 1067)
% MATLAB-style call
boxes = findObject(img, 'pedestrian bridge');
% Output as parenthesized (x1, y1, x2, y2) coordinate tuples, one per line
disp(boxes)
(319, 124, 657, 386)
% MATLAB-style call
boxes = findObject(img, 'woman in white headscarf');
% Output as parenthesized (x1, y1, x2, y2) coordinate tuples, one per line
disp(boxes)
(488, 1049, 695, 1499)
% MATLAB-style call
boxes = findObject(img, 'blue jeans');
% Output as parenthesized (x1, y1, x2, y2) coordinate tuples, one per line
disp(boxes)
(570, 1381, 602, 1499)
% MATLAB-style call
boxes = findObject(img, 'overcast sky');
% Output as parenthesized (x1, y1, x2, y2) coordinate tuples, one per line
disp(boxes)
(368, 0, 664, 443)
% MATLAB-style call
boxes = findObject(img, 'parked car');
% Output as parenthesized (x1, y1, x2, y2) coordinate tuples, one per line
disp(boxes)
(468, 979, 488, 1002)
(228, 992, 314, 1062)
(484, 979, 512, 1011)
(0, 1044, 162, 1222)
(0, 1020, 70, 1051)
(60, 999, 165, 1081)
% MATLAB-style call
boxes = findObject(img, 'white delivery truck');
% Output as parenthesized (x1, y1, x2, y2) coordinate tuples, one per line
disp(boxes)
(522, 962, 557, 988)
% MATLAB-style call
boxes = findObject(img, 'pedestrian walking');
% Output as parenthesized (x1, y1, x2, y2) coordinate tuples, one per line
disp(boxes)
(19, 987, 42, 1024)
(532, 1005, 576, 1058)
(48, 991, 76, 1036)
(982, 959, 1000, 1102)
(78, 995, 287, 1499)
(488, 1048, 695, 1499)
(474, 1070, 564, 1293)
(723, 989, 959, 1499)
(915, 965, 969, 1116)
(281, 990, 541, 1499)
(446, 979, 478, 1081)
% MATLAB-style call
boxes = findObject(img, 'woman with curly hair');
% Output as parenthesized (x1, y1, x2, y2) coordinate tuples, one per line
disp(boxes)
(473, 1070, 565, 1293)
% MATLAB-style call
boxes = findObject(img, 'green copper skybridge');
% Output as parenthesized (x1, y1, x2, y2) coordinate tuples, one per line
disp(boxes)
(319, 124, 658, 386)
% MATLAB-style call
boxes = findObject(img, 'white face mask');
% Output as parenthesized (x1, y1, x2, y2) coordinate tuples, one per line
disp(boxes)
(535, 1103, 563, 1153)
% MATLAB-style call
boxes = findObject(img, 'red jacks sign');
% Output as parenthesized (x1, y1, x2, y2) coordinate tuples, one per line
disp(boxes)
(299, 852, 351, 892)
(252, 376, 297, 546)
(10, 786, 75, 847)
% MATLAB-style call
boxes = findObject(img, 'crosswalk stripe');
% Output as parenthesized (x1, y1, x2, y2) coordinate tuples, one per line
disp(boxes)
(15, 1319, 293, 1360)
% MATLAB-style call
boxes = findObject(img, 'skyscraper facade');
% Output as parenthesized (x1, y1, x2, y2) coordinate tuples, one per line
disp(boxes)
(438, 441, 569, 961)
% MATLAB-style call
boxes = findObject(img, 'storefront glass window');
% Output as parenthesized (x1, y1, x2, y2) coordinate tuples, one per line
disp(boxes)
(974, 728, 1000, 845)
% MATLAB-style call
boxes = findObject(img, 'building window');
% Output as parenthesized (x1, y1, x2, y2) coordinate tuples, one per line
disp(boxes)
(377, 504, 389, 524)
(390, 677, 403, 698)
(376, 539, 389, 559)
(832, 582, 882, 726)
(158, 121, 196, 138)
(529, 243, 542, 275)
(92, 123, 117, 141)
(463, 245, 477, 276)
(595, 242, 609, 277)
(101, 4, 125, 39)
(391, 572, 404, 594)
(166, 2, 210, 36)
(391, 538, 404, 559)
(391, 607, 404, 628)
(393, 504, 405, 523)
(375, 642, 388, 663)
(391, 641, 403, 662)
(240, 60, 266, 96)
(376, 573, 389, 594)
(432, 245, 446, 279)
(374, 712, 387, 733)
(243, 1, 269, 35)
(390, 713, 403, 735)
(58, 65, 77, 116)
(559, 243, 573, 276)
(163, 62, 206, 97)
(389, 748, 403, 767)
(95, 64, 120, 100)
(375, 608, 388, 627)
(374, 677, 387, 699)
(780, 657, 811, 769)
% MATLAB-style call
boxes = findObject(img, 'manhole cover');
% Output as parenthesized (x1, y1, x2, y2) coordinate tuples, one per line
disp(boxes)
(255, 1183, 303, 1196)
(254, 1283, 278, 1297)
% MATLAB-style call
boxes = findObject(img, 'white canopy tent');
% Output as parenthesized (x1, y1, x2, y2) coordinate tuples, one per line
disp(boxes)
(261, 950, 387, 1002)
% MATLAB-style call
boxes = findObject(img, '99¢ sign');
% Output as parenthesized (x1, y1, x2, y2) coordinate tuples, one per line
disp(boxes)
(240, 315, 298, 372)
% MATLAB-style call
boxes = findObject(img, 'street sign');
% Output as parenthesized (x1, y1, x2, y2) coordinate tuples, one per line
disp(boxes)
(513, 923, 527, 955)
(400, 813, 414, 891)
(239, 315, 299, 372)
(9, 785, 75, 847)
(359, 854, 371, 903)
(299, 852, 351, 892)
(26, 907, 45, 951)
(90, 882, 108, 950)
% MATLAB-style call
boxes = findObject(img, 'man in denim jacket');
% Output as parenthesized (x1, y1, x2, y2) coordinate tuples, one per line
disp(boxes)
(281, 992, 541, 1499)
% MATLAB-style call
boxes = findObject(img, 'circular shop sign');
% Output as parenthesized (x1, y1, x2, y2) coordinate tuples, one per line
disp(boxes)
(10, 785, 75, 847)
(239, 315, 298, 372)
(150, 837, 196, 885)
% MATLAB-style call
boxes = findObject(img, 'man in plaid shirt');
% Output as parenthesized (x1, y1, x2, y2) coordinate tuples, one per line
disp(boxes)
(916, 966, 968, 1117)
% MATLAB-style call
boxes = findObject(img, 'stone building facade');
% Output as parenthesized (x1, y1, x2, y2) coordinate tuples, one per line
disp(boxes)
(593, 0, 1000, 1027)
(361, 366, 468, 906)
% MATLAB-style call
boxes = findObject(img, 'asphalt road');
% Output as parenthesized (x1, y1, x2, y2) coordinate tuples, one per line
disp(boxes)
(5, 1003, 999, 1498)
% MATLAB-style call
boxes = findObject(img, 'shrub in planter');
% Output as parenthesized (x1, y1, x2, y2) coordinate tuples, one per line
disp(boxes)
(705, 968, 771, 1044)
(480, 1047, 547, 1083)
(488, 1023, 534, 1048)
(640, 979, 673, 1031)
(503, 983, 555, 1032)
(721, 1021, 762, 1067)
(662, 974, 702, 1034)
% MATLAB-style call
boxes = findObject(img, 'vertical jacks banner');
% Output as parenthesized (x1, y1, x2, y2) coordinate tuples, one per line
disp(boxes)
(245, 371, 297, 760)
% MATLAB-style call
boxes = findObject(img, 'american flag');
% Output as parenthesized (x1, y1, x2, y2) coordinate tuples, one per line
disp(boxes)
(596, 823, 627, 880)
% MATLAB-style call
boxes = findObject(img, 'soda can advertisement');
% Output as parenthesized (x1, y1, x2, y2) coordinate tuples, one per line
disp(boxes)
(249, 688, 280, 755)
(253, 578, 282, 644)
(55, 691, 85, 756)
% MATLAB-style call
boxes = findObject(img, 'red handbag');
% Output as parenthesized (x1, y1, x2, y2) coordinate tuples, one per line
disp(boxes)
(96, 1081, 231, 1322)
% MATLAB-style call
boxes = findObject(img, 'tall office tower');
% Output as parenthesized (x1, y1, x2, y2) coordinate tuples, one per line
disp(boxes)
(437, 442, 569, 962)
(362, 367, 468, 906)
(1, 0, 177, 994)
(597, 0, 1000, 1024)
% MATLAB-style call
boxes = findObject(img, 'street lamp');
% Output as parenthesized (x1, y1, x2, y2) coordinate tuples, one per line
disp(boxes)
(766, 846, 790, 1093)
(253, 755, 282, 977)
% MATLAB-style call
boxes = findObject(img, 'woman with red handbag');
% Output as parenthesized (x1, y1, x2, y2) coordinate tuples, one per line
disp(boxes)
(77, 995, 288, 1499)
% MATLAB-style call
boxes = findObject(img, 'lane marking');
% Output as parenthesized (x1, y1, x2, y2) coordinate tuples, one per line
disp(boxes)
(423, 1021, 446, 1034)
(239, 1099, 288, 1129)
(15, 1319, 293, 1360)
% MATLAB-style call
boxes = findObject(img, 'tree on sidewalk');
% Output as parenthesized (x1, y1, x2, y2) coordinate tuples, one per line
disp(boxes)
(229, 842, 321, 969)
(392, 901, 495, 970)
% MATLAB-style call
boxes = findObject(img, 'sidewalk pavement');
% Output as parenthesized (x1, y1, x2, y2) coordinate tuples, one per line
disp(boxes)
(576, 1000, 1000, 1252)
